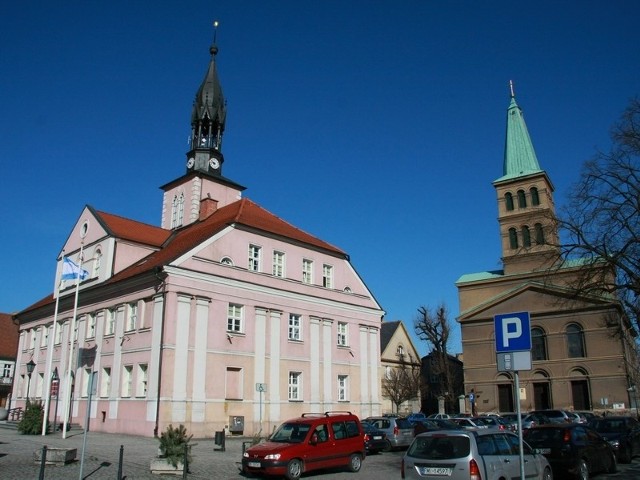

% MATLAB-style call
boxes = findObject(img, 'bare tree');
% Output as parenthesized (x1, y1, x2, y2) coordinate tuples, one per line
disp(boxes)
(381, 352, 422, 414)
(415, 304, 455, 411)
(554, 97, 640, 330)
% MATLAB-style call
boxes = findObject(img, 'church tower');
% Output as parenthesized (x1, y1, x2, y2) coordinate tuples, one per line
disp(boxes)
(493, 85, 560, 275)
(160, 31, 244, 230)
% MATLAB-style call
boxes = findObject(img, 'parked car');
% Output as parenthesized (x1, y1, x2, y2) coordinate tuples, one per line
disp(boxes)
(361, 421, 388, 454)
(576, 411, 598, 422)
(402, 429, 553, 480)
(567, 411, 588, 423)
(588, 415, 640, 463)
(427, 413, 451, 419)
(500, 412, 525, 431)
(524, 423, 617, 479)
(452, 417, 487, 430)
(528, 409, 572, 424)
(413, 419, 457, 436)
(474, 416, 509, 431)
(365, 415, 414, 451)
(406, 412, 427, 423)
(519, 413, 552, 431)
(242, 411, 365, 480)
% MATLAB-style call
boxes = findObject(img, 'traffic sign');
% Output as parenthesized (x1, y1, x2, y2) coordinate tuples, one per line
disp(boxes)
(494, 311, 531, 352)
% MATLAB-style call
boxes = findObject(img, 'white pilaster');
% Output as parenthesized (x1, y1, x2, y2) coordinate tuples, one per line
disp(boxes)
(253, 308, 267, 429)
(172, 295, 191, 422)
(268, 310, 282, 423)
(191, 297, 209, 422)
(146, 294, 164, 422)
(359, 325, 370, 416)
(310, 317, 321, 412)
(322, 319, 333, 409)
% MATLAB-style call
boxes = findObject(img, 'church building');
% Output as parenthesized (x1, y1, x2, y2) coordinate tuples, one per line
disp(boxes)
(12, 40, 384, 437)
(456, 91, 637, 414)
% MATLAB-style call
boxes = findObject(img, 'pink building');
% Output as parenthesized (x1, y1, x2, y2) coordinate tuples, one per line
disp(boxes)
(13, 41, 384, 437)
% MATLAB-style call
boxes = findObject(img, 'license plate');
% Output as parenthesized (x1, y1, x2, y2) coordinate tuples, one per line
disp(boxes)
(248, 461, 261, 468)
(420, 467, 452, 475)
(373, 435, 382, 440)
(537, 448, 551, 454)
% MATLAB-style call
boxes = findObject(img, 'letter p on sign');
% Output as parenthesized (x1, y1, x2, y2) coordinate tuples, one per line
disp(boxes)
(494, 312, 531, 353)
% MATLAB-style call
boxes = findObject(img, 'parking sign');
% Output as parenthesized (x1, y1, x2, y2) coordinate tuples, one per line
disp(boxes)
(494, 311, 531, 352)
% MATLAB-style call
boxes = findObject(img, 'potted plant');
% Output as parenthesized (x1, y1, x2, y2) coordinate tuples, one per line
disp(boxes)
(151, 424, 193, 475)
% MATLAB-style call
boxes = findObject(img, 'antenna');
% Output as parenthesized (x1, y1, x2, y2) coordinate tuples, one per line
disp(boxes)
(509, 80, 515, 98)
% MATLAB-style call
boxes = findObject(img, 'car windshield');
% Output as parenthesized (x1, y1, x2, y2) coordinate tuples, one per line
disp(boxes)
(407, 435, 470, 459)
(592, 419, 626, 433)
(270, 422, 312, 443)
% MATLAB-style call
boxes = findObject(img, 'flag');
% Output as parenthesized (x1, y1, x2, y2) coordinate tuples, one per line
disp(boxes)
(61, 257, 89, 281)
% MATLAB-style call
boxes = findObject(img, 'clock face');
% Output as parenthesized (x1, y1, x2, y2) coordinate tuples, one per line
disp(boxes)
(186, 157, 195, 168)
(209, 157, 220, 170)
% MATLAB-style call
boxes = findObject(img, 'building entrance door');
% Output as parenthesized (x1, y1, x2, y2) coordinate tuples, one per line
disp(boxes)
(498, 384, 514, 412)
(571, 380, 590, 410)
(533, 382, 551, 410)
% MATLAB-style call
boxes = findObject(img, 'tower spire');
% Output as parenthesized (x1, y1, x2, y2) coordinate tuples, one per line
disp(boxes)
(185, 22, 226, 176)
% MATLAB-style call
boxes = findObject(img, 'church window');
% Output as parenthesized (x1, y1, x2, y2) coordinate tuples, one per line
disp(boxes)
(531, 327, 547, 361)
(530, 187, 540, 206)
(517, 189, 527, 208)
(508, 228, 518, 249)
(522, 226, 531, 247)
(504, 192, 514, 211)
(535, 223, 545, 244)
(566, 323, 586, 358)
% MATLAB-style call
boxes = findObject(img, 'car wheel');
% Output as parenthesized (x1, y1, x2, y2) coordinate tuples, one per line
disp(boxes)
(285, 459, 303, 480)
(348, 453, 363, 472)
(542, 466, 553, 480)
(576, 459, 588, 480)
(607, 450, 618, 473)
(382, 440, 392, 452)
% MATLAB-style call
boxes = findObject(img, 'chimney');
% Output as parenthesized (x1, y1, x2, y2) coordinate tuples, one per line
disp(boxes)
(199, 197, 218, 220)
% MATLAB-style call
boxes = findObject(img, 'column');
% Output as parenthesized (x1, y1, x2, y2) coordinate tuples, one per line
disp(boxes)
(191, 297, 210, 422)
(171, 295, 191, 422)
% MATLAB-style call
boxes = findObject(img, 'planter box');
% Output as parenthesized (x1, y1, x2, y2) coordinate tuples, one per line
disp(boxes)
(33, 447, 77, 465)
(150, 458, 185, 476)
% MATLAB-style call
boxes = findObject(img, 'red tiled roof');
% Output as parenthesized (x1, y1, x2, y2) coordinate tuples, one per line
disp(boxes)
(95, 209, 171, 247)
(0, 313, 19, 359)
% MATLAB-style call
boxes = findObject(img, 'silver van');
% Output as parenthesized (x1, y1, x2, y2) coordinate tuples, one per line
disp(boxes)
(365, 416, 414, 450)
(402, 429, 552, 480)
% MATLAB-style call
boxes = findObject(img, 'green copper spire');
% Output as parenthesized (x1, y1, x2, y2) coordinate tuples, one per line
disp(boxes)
(497, 84, 542, 181)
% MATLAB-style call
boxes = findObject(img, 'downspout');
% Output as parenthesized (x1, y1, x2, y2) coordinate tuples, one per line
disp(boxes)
(153, 268, 167, 437)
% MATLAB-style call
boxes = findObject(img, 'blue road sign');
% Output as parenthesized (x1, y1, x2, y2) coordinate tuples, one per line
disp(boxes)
(494, 311, 531, 352)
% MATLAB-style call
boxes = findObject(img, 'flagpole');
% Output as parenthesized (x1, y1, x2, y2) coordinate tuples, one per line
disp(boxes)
(41, 279, 62, 436)
(62, 243, 85, 439)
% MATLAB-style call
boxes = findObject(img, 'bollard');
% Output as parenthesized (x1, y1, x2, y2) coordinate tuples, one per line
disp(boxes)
(38, 445, 47, 480)
(117, 444, 124, 480)
(214, 430, 226, 451)
(182, 443, 189, 479)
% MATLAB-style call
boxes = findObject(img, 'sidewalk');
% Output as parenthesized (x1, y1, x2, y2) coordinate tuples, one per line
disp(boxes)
(0, 427, 248, 479)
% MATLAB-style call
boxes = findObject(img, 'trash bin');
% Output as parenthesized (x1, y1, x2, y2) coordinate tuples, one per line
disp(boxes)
(229, 415, 244, 434)
(214, 430, 226, 451)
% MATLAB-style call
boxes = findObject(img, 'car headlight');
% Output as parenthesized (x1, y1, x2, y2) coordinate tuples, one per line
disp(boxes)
(608, 439, 620, 448)
(264, 453, 281, 460)
(243, 452, 249, 458)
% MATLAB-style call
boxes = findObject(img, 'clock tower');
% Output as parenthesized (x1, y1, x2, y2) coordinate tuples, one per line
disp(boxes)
(185, 40, 226, 177)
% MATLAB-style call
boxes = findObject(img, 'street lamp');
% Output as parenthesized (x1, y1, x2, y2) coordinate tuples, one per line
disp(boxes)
(49, 368, 59, 432)
(25, 359, 36, 402)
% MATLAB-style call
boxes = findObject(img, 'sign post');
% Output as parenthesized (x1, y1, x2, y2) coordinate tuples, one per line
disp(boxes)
(256, 383, 267, 435)
(495, 311, 532, 480)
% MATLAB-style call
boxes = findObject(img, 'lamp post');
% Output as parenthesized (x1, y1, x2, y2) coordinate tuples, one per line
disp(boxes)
(49, 368, 59, 432)
(25, 359, 36, 403)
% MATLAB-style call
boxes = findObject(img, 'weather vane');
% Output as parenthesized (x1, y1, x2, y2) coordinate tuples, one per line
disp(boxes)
(213, 20, 219, 44)
(509, 80, 515, 98)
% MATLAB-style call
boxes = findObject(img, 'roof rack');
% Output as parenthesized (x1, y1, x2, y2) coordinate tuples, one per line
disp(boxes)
(301, 411, 353, 418)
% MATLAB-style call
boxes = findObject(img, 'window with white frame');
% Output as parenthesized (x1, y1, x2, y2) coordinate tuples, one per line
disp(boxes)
(171, 193, 185, 229)
(2, 363, 11, 378)
(40, 326, 48, 348)
(338, 375, 348, 401)
(337, 322, 348, 346)
(272, 250, 285, 277)
(86, 314, 96, 339)
(122, 365, 133, 397)
(29, 329, 36, 349)
(106, 309, 116, 336)
(93, 248, 102, 278)
(248, 244, 261, 272)
(82, 368, 92, 397)
(302, 259, 313, 284)
(288, 371, 302, 401)
(136, 364, 148, 397)
(227, 304, 243, 333)
(100, 367, 111, 397)
(322, 264, 333, 288)
(126, 302, 137, 331)
(55, 322, 65, 345)
(288, 314, 302, 341)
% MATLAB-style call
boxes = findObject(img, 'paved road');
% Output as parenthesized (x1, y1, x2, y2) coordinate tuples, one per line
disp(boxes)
(2, 426, 639, 479)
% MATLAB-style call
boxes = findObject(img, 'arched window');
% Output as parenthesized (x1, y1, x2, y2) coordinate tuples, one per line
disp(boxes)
(508, 228, 519, 249)
(504, 192, 514, 211)
(535, 223, 545, 244)
(170, 195, 178, 229)
(531, 327, 547, 361)
(93, 248, 102, 278)
(517, 190, 527, 208)
(176, 193, 185, 227)
(566, 324, 586, 358)
(396, 345, 405, 357)
(530, 187, 540, 206)
(221, 256, 234, 266)
(522, 226, 531, 247)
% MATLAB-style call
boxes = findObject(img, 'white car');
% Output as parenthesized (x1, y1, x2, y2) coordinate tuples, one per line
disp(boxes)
(427, 413, 451, 420)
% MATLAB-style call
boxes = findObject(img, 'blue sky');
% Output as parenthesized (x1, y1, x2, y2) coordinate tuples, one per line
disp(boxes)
(1, 1, 638, 356)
